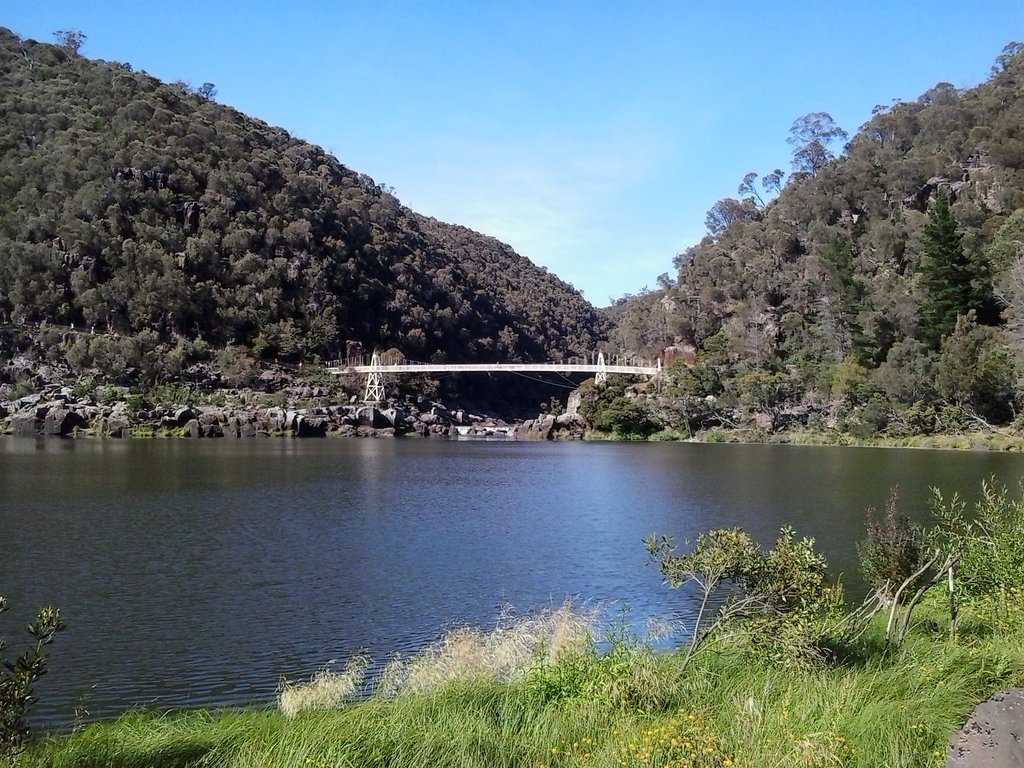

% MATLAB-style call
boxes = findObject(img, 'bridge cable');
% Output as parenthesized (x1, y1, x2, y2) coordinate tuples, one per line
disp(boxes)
(508, 370, 579, 389)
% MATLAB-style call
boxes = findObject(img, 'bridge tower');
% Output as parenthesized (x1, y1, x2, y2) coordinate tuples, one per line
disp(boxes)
(363, 351, 386, 403)
(595, 351, 607, 386)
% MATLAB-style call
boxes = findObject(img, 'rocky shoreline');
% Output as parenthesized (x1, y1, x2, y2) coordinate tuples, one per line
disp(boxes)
(0, 383, 589, 441)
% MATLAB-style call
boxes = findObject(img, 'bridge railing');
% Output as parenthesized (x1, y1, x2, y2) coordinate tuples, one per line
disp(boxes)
(322, 354, 662, 370)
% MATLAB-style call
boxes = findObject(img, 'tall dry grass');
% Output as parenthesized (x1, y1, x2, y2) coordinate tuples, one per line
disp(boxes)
(377, 603, 595, 698)
(275, 603, 595, 716)
(277, 655, 369, 718)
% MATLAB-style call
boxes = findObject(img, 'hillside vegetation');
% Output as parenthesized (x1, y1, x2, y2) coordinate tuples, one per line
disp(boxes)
(601, 43, 1024, 441)
(0, 28, 606, 392)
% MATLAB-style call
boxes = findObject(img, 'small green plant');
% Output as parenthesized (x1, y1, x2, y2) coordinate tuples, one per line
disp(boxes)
(931, 480, 1024, 599)
(526, 614, 666, 711)
(609, 709, 735, 768)
(0, 596, 66, 764)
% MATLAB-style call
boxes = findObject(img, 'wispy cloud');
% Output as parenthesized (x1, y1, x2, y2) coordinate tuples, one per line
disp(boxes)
(384, 119, 676, 301)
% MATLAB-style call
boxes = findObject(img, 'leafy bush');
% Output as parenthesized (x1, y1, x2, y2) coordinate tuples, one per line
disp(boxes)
(857, 492, 930, 603)
(931, 481, 1024, 601)
(0, 596, 65, 763)
(646, 526, 841, 669)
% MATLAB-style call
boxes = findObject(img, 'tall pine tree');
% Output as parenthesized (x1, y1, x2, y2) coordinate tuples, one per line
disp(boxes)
(916, 188, 994, 349)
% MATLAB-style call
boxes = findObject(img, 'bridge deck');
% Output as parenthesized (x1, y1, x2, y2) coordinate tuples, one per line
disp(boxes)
(326, 362, 660, 375)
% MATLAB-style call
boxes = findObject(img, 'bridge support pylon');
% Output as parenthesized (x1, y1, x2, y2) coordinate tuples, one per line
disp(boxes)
(363, 351, 386, 403)
(595, 351, 607, 386)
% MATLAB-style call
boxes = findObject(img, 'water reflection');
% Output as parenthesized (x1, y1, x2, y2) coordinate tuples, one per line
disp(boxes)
(1, 437, 1022, 727)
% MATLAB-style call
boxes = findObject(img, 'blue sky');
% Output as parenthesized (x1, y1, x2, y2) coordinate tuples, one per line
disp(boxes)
(5, 2, 1024, 305)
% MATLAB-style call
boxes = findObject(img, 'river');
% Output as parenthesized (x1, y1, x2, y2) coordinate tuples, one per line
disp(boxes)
(2, 437, 1023, 727)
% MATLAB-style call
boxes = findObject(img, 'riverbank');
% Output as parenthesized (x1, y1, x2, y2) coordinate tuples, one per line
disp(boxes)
(688, 426, 1024, 452)
(7, 383, 1019, 451)
(0, 381, 587, 441)
(16, 592, 1024, 768)
(5, 365, 1023, 450)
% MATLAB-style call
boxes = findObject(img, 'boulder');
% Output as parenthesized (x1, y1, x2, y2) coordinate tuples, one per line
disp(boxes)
(43, 407, 88, 436)
(173, 406, 197, 426)
(294, 415, 327, 437)
(355, 406, 391, 429)
(35, 401, 60, 420)
(263, 407, 286, 431)
(514, 416, 555, 440)
(565, 390, 583, 417)
(197, 407, 223, 426)
(381, 407, 406, 428)
(948, 688, 1024, 767)
(663, 343, 697, 367)
(185, 418, 201, 438)
(78, 404, 103, 422)
(14, 393, 42, 408)
(10, 414, 38, 437)
(99, 417, 130, 438)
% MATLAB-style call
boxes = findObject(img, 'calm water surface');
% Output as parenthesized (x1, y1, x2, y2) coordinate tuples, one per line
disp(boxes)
(2, 437, 1023, 727)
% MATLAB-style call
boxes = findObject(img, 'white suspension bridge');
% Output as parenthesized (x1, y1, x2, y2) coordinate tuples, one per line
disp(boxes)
(326, 351, 662, 403)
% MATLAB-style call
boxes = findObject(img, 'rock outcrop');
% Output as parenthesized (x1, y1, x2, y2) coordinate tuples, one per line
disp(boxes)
(0, 381, 589, 441)
(947, 688, 1024, 767)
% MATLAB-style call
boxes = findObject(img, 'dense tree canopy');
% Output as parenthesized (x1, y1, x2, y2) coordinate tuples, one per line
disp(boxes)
(605, 42, 1024, 435)
(0, 28, 607, 387)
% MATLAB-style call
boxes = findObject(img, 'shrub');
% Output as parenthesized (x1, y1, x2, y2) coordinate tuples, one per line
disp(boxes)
(857, 492, 930, 603)
(931, 481, 1024, 601)
(645, 526, 841, 669)
(578, 379, 661, 437)
(0, 596, 65, 763)
(378, 605, 592, 697)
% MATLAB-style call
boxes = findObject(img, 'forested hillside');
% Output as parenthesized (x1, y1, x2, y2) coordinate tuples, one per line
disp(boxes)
(599, 43, 1024, 440)
(0, 28, 606, 388)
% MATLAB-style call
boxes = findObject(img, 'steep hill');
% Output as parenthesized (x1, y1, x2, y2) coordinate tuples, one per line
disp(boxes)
(0, 28, 607, 389)
(601, 43, 1024, 438)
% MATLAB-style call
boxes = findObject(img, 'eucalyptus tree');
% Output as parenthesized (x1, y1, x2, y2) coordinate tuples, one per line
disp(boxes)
(787, 112, 848, 177)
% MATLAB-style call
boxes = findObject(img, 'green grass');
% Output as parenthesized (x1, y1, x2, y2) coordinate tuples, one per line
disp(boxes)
(17, 590, 1024, 768)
